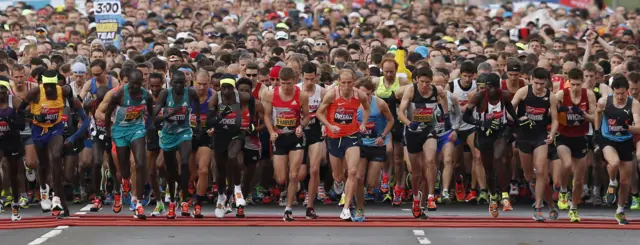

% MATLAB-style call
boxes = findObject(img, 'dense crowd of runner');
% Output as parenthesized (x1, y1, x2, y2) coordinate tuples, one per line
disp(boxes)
(0, 0, 639, 225)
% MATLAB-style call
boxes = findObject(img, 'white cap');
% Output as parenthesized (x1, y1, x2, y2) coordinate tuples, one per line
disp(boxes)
(275, 31, 288, 40)
(464, 26, 476, 34)
(302, 38, 315, 45)
(348, 12, 361, 19)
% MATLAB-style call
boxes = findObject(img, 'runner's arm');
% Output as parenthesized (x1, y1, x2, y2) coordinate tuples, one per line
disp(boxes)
(145, 91, 156, 129)
(104, 90, 121, 138)
(504, 92, 518, 123)
(548, 94, 559, 137)
(462, 92, 483, 126)
(315, 88, 336, 129)
(299, 92, 311, 128)
(94, 90, 114, 121)
(450, 95, 461, 130)
(378, 98, 394, 138)
(68, 98, 90, 143)
(12, 96, 25, 130)
(255, 101, 266, 132)
(79, 81, 91, 100)
(584, 90, 597, 122)
(397, 85, 413, 126)
(510, 86, 528, 109)
(153, 90, 173, 123)
(594, 96, 607, 131)
(358, 89, 371, 126)
(262, 90, 277, 135)
(189, 88, 201, 127)
(629, 99, 640, 134)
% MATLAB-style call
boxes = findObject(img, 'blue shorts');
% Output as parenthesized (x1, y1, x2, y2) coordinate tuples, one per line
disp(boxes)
(84, 139, 92, 148)
(31, 123, 64, 148)
(160, 130, 193, 151)
(112, 125, 146, 148)
(327, 134, 360, 158)
(437, 130, 461, 154)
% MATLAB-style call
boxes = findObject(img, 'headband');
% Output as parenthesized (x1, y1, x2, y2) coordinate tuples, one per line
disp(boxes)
(42, 75, 58, 84)
(178, 67, 193, 73)
(220, 78, 236, 87)
(0, 80, 10, 91)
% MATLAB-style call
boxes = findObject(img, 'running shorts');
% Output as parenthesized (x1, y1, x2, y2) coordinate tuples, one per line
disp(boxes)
(62, 135, 84, 156)
(404, 130, 437, 154)
(272, 133, 304, 155)
(457, 128, 475, 145)
(327, 134, 360, 158)
(31, 123, 64, 148)
(160, 130, 193, 151)
(555, 135, 589, 159)
(21, 135, 33, 145)
(548, 141, 559, 161)
(516, 133, 549, 154)
(0, 132, 24, 157)
(243, 148, 260, 166)
(191, 131, 213, 151)
(112, 124, 146, 148)
(599, 138, 634, 162)
(437, 130, 461, 153)
(360, 145, 386, 162)
(146, 130, 161, 151)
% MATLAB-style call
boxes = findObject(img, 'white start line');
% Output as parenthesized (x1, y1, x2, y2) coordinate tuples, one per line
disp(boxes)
(413, 230, 432, 244)
(75, 204, 93, 215)
(28, 226, 69, 245)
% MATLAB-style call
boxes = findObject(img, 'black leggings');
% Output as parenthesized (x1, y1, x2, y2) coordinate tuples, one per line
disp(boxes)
(92, 138, 119, 196)
(163, 140, 192, 203)
(214, 139, 243, 196)
(116, 137, 146, 200)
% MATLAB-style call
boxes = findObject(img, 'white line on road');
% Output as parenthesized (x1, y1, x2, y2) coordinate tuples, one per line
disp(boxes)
(27, 225, 69, 245)
(75, 212, 87, 215)
(79, 204, 93, 212)
(413, 230, 431, 244)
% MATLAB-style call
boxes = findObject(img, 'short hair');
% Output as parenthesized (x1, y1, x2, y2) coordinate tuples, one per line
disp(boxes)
(477, 62, 492, 73)
(236, 77, 253, 89)
(611, 74, 629, 90)
(460, 60, 477, 74)
(302, 62, 317, 74)
(531, 67, 550, 80)
(279, 67, 296, 80)
(414, 67, 433, 79)
(149, 72, 163, 81)
(567, 68, 583, 81)
(90, 59, 107, 71)
(628, 71, 640, 84)
(356, 77, 375, 91)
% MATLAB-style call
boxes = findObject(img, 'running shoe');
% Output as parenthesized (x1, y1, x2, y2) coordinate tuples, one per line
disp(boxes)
(501, 192, 513, 211)
(255, 185, 265, 200)
(235, 190, 246, 207)
(333, 181, 345, 195)
(152, 202, 165, 217)
(412, 194, 423, 218)
(278, 191, 287, 207)
(215, 194, 227, 218)
(0, 199, 4, 213)
(631, 196, 640, 210)
(509, 181, 519, 196)
(303, 193, 310, 206)
(11, 203, 20, 221)
(478, 191, 489, 204)
(180, 202, 190, 217)
(615, 212, 629, 225)
(392, 187, 403, 206)
(166, 202, 176, 219)
(317, 185, 326, 201)
(605, 184, 617, 205)
(465, 190, 478, 203)
(548, 207, 559, 220)
(489, 194, 499, 218)
(364, 188, 375, 201)
(18, 196, 28, 209)
(73, 189, 82, 204)
(382, 193, 392, 203)
(225, 202, 233, 214)
(90, 197, 103, 212)
(558, 192, 569, 210)
(427, 195, 437, 211)
(40, 184, 52, 212)
(50, 195, 63, 217)
(112, 193, 122, 213)
(306, 207, 319, 219)
(141, 184, 151, 207)
(283, 209, 295, 222)
(134, 204, 146, 220)
(340, 208, 352, 221)
(569, 209, 580, 222)
(441, 190, 451, 204)
(352, 209, 365, 222)
(338, 193, 346, 207)
(455, 182, 465, 202)
(380, 174, 390, 193)
(236, 205, 245, 218)
(533, 208, 544, 222)
(189, 202, 202, 218)
(25, 166, 36, 182)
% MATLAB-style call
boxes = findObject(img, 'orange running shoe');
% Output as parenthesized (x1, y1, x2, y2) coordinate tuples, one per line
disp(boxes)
(167, 202, 177, 219)
(489, 200, 499, 218)
(236, 205, 245, 218)
(135, 205, 146, 219)
(180, 202, 190, 217)
(90, 197, 103, 212)
(380, 174, 390, 193)
(502, 198, 513, 211)
(122, 179, 131, 193)
(455, 182, 466, 202)
(192, 203, 203, 219)
(427, 196, 437, 211)
(412, 198, 423, 218)
(112, 194, 122, 213)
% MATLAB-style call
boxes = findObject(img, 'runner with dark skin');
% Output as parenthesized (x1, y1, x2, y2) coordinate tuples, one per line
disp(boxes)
(147, 73, 168, 217)
(0, 76, 26, 221)
(103, 70, 155, 220)
(153, 71, 200, 218)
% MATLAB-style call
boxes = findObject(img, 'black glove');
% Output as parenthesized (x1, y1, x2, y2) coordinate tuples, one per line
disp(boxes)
(482, 119, 501, 136)
(517, 117, 534, 129)
(570, 106, 584, 115)
(219, 106, 233, 118)
(33, 114, 47, 123)
(14, 111, 26, 131)
(557, 105, 570, 113)
(444, 114, 452, 131)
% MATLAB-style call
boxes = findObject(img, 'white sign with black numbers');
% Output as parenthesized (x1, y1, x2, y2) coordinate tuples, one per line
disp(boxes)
(94, 0, 121, 15)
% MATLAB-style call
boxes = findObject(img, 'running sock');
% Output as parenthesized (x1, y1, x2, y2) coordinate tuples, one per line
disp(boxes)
(285, 206, 292, 212)
(570, 203, 577, 209)
(480, 189, 487, 193)
(427, 194, 434, 199)
(609, 179, 618, 187)
(560, 186, 568, 193)
(617, 205, 625, 214)
(234, 185, 242, 193)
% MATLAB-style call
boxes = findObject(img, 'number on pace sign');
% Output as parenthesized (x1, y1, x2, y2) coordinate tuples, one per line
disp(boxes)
(94, 0, 122, 49)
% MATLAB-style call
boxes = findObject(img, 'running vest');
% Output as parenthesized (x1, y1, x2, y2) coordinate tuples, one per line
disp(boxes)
(241, 107, 260, 150)
(558, 88, 589, 137)
(190, 89, 212, 129)
(450, 78, 476, 131)
(406, 84, 438, 133)
(601, 95, 633, 142)
(297, 83, 322, 130)
(358, 96, 388, 146)
(216, 90, 242, 134)
(112, 84, 148, 127)
(252, 82, 263, 100)
(271, 86, 301, 134)
(375, 76, 400, 100)
(517, 85, 551, 139)
(501, 79, 525, 100)
(89, 76, 113, 98)
(30, 85, 64, 129)
(477, 89, 507, 133)
(0, 95, 16, 138)
(326, 87, 360, 138)
(162, 88, 192, 134)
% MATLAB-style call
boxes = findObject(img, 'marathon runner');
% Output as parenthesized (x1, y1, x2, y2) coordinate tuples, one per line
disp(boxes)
(0, 77, 26, 221)
(189, 71, 213, 218)
(10, 64, 36, 209)
(147, 72, 168, 216)
(103, 70, 155, 220)
(316, 69, 370, 221)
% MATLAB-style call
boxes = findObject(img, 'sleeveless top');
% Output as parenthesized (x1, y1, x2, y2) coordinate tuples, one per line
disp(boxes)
(451, 78, 476, 131)
(271, 86, 301, 134)
(215, 90, 242, 135)
(406, 84, 438, 133)
(0, 95, 16, 138)
(326, 87, 360, 138)
(358, 96, 388, 146)
(297, 83, 322, 131)
(558, 88, 589, 137)
(190, 89, 212, 129)
(113, 84, 148, 127)
(89, 76, 113, 98)
(477, 89, 507, 134)
(601, 95, 633, 142)
(516, 85, 551, 140)
(30, 85, 64, 129)
(161, 88, 192, 135)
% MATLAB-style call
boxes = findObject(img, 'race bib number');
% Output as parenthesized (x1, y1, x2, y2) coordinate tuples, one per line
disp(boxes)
(124, 105, 145, 121)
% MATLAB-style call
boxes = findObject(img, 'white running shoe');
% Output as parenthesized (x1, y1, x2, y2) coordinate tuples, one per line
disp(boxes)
(51, 195, 63, 214)
(11, 204, 20, 221)
(509, 183, 519, 196)
(235, 190, 246, 207)
(340, 208, 352, 221)
(333, 181, 345, 195)
(25, 166, 36, 182)
(303, 193, 309, 207)
(40, 184, 52, 211)
(215, 194, 227, 218)
(279, 191, 287, 207)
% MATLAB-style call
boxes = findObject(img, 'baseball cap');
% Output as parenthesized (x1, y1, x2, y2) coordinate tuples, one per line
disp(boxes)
(507, 60, 522, 72)
(269, 65, 282, 79)
(275, 31, 289, 40)
(414, 46, 429, 58)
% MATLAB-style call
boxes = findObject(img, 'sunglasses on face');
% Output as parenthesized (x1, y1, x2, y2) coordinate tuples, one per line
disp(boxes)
(315, 42, 327, 46)
(245, 73, 258, 77)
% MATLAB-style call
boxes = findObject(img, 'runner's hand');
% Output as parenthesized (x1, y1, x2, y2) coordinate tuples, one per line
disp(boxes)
(518, 117, 533, 129)
(295, 125, 303, 137)
(359, 123, 367, 134)
(557, 105, 570, 113)
(570, 106, 584, 115)
(329, 125, 340, 134)
(545, 133, 555, 145)
(375, 136, 384, 146)
(270, 132, 279, 142)
(448, 130, 457, 142)
(207, 128, 215, 136)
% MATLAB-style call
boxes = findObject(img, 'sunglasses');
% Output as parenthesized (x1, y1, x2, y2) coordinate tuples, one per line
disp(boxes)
(245, 73, 258, 77)
(315, 42, 328, 46)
